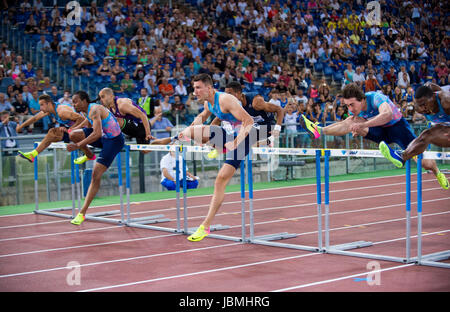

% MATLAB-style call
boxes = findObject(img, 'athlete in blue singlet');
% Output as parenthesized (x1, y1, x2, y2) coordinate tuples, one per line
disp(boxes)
(66, 91, 125, 225)
(152, 73, 255, 242)
(299, 83, 447, 189)
(379, 84, 449, 189)
(16, 93, 89, 163)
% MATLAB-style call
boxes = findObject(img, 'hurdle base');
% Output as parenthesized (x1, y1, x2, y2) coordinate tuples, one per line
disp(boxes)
(249, 239, 319, 252)
(128, 214, 171, 225)
(414, 250, 450, 269)
(254, 232, 298, 241)
(86, 210, 120, 217)
(35, 210, 73, 219)
(327, 240, 373, 251)
(326, 248, 409, 263)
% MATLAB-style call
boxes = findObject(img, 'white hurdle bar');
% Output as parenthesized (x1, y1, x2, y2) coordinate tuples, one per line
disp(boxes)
(33, 142, 124, 225)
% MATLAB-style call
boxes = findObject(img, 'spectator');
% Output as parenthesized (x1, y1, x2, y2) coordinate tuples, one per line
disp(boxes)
(120, 73, 135, 93)
(397, 66, 410, 91)
(344, 63, 355, 85)
(408, 64, 420, 86)
(158, 78, 175, 97)
(171, 95, 186, 125)
(57, 35, 71, 54)
(61, 25, 76, 43)
(352, 66, 365, 87)
(137, 88, 152, 118)
(283, 102, 298, 136)
(96, 58, 112, 77)
(73, 58, 90, 77)
(36, 35, 51, 54)
(80, 40, 96, 56)
(57, 49, 73, 67)
(174, 79, 187, 96)
(160, 147, 198, 191)
(0, 93, 14, 113)
(435, 62, 449, 85)
(46, 85, 59, 102)
(12, 93, 34, 133)
(150, 106, 173, 139)
(418, 63, 429, 83)
(105, 38, 118, 59)
(133, 63, 146, 81)
(11, 77, 23, 97)
(365, 70, 381, 92)
(0, 111, 19, 150)
(95, 16, 108, 34)
(22, 62, 35, 79)
(108, 74, 123, 93)
(39, 77, 52, 93)
(111, 60, 125, 76)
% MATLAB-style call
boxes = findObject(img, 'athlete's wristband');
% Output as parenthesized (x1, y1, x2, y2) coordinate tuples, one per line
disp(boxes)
(274, 125, 281, 132)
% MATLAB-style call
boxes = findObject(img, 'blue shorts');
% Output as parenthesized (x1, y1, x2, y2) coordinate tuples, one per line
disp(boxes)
(82, 128, 125, 168)
(208, 124, 271, 169)
(364, 118, 416, 149)
(161, 178, 199, 191)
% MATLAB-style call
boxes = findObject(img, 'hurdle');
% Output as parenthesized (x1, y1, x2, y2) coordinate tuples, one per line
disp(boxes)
(413, 154, 450, 269)
(245, 147, 323, 252)
(320, 148, 450, 265)
(124, 144, 241, 242)
(33, 142, 125, 224)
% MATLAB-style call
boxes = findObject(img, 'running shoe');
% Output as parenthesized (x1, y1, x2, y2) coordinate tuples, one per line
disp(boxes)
(74, 154, 96, 165)
(379, 141, 404, 168)
(299, 114, 321, 139)
(436, 172, 449, 190)
(187, 224, 210, 242)
(207, 148, 219, 159)
(71, 213, 85, 225)
(17, 150, 36, 163)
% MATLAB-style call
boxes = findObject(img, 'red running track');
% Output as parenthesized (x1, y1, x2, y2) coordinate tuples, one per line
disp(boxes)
(0, 173, 449, 292)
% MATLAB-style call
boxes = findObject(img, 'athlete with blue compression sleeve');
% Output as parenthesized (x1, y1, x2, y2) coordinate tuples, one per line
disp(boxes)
(66, 91, 125, 225)
(299, 83, 447, 189)
(379, 84, 449, 189)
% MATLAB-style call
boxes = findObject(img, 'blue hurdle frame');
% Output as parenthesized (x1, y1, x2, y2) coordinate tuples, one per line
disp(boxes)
(245, 149, 323, 252)
(321, 150, 412, 263)
(33, 142, 124, 224)
(124, 144, 242, 242)
(413, 155, 450, 268)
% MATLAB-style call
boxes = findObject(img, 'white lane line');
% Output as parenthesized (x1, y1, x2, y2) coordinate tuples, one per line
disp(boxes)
(0, 242, 242, 279)
(0, 232, 179, 258)
(78, 253, 320, 292)
(271, 263, 416, 292)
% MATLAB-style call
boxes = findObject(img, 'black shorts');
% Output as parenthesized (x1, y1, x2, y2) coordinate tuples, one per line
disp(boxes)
(208, 124, 272, 169)
(122, 119, 150, 144)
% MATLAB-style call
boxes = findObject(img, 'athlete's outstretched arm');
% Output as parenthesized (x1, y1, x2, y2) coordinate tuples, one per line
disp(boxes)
(16, 111, 48, 133)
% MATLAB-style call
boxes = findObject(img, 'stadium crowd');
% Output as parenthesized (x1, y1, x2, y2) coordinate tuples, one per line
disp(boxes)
(0, 0, 448, 149)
